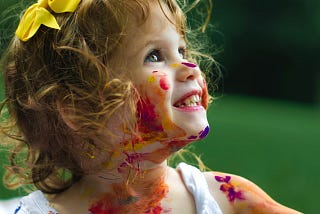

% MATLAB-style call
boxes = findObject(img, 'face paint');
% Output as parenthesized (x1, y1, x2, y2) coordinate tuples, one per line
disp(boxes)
(171, 62, 197, 69)
(187, 126, 210, 140)
(187, 135, 198, 140)
(170, 63, 179, 68)
(199, 126, 210, 139)
(181, 62, 197, 68)
(138, 71, 186, 139)
(159, 76, 170, 91)
(147, 75, 156, 83)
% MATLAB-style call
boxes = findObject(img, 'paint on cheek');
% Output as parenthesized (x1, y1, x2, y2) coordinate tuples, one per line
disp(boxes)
(136, 98, 164, 133)
(147, 75, 156, 83)
(170, 63, 179, 68)
(137, 98, 157, 122)
(159, 76, 170, 91)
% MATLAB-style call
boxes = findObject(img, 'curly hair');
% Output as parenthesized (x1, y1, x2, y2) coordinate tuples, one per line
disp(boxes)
(0, 0, 216, 194)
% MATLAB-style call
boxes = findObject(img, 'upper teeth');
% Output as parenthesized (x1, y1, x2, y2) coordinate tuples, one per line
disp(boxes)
(176, 95, 201, 107)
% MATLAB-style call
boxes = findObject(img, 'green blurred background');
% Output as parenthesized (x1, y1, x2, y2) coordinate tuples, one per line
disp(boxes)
(1, 0, 319, 213)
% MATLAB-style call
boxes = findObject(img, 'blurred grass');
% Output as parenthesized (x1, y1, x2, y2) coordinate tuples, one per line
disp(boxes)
(195, 94, 319, 213)
(1, 94, 318, 213)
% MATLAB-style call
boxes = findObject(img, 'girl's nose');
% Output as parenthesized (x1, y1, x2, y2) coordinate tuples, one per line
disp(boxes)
(175, 62, 201, 82)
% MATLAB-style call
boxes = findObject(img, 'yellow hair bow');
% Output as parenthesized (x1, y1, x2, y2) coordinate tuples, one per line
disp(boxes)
(15, 0, 81, 42)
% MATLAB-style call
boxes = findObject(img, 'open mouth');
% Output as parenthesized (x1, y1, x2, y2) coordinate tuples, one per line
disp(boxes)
(173, 92, 202, 108)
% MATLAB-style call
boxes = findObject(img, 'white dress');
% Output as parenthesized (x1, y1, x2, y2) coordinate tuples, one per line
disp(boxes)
(10, 163, 222, 214)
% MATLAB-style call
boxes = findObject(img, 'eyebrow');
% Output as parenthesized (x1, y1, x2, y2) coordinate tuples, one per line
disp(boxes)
(138, 37, 186, 55)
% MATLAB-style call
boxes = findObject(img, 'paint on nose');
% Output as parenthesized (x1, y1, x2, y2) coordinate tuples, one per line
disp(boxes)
(181, 62, 197, 68)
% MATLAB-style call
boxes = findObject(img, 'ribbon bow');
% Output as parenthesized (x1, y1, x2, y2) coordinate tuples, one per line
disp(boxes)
(15, 0, 81, 42)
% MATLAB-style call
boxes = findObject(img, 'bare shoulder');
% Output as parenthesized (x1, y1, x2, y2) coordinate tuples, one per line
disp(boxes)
(203, 171, 302, 214)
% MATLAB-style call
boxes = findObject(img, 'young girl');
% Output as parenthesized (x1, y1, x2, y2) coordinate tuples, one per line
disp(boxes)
(1, 0, 301, 213)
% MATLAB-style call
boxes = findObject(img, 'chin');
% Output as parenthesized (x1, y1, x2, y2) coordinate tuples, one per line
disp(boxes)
(170, 111, 210, 141)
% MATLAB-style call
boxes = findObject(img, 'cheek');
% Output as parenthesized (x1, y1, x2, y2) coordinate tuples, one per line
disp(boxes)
(159, 77, 170, 91)
(143, 72, 171, 103)
(135, 72, 170, 131)
(201, 79, 210, 110)
(137, 98, 157, 121)
(148, 71, 170, 91)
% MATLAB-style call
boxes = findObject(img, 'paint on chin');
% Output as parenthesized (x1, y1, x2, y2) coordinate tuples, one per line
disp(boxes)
(186, 126, 210, 140)
(199, 126, 210, 139)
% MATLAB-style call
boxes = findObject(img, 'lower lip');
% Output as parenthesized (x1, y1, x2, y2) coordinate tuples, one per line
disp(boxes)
(173, 105, 205, 112)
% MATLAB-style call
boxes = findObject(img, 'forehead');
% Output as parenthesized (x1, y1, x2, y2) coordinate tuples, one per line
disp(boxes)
(123, 1, 182, 48)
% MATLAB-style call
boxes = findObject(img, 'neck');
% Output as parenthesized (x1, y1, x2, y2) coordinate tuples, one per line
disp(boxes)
(56, 131, 189, 213)
(78, 159, 169, 213)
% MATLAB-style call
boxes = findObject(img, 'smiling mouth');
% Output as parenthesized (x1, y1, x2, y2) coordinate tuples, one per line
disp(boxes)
(173, 94, 202, 108)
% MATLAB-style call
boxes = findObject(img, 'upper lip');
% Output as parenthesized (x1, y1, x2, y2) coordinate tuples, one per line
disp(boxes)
(173, 90, 202, 107)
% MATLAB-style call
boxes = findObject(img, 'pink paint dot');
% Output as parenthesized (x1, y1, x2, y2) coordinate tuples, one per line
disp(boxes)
(160, 77, 169, 90)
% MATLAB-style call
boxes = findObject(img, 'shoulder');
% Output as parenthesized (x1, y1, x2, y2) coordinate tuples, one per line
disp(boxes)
(13, 191, 58, 214)
(203, 171, 302, 214)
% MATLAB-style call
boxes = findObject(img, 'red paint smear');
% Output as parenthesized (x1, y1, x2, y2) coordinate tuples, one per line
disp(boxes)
(159, 77, 169, 91)
(137, 98, 157, 121)
(88, 193, 121, 214)
(137, 98, 163, 132)
(149, 205, 163, 214)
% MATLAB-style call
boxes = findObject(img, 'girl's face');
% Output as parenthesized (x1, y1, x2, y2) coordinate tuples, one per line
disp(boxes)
(110, 2, 210, 148)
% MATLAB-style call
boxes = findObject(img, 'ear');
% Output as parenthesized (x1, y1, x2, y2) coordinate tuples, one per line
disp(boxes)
(56, 100, 79, 131)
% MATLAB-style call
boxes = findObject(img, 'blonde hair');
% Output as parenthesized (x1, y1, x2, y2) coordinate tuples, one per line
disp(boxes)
(1, 0, 216, 194)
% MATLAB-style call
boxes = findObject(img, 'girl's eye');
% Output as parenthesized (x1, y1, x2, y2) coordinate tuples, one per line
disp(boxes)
(144, 50, 164, 63)
(178, 47, 186, 59)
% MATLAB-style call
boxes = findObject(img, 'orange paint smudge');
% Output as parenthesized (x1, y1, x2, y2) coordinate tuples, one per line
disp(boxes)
(88, 178, 169, 214)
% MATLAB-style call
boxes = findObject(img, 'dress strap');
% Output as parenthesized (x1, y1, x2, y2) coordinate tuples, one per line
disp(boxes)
(177, 163, 223, 214)
(14, 190, 58, 214)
